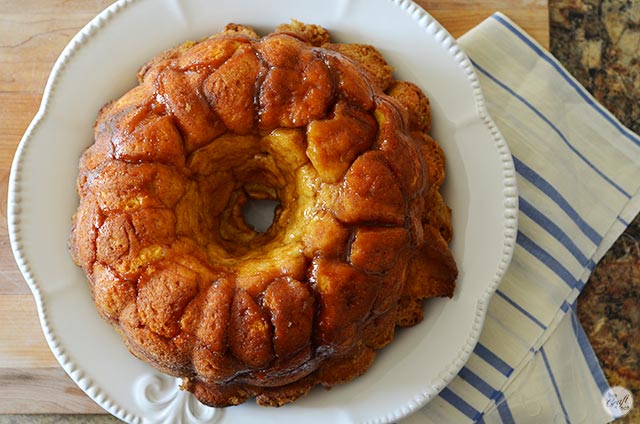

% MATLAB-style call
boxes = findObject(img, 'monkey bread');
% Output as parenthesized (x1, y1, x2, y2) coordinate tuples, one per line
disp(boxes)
(69, 20, 458, 407)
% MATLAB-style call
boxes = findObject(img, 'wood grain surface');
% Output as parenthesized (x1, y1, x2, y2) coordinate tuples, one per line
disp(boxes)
(0, 0, 548, 414)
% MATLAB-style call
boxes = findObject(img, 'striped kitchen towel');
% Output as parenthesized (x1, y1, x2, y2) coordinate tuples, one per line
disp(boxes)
(405, 13, 640, 424)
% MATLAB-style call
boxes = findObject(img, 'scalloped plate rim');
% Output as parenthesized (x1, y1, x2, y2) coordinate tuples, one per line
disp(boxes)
(7, 0, 518, 423)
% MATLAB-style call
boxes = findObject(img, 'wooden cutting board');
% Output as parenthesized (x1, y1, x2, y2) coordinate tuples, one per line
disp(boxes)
(0, 0, 548, 415)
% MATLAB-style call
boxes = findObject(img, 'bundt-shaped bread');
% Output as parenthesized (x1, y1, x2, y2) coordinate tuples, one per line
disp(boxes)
(69, 21, 457, 407)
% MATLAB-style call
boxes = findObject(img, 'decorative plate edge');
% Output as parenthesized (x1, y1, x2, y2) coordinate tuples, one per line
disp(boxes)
(7, 1, 143, 423)
(6, 1, 519, 423)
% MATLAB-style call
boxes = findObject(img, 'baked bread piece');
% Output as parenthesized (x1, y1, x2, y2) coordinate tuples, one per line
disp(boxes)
(69, 21, 457, 407)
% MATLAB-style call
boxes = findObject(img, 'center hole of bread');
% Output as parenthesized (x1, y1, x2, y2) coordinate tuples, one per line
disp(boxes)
(242, 197, 280, 233)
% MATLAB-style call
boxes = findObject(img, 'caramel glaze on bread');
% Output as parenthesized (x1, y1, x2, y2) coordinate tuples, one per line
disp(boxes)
(69, 20, 458, 407)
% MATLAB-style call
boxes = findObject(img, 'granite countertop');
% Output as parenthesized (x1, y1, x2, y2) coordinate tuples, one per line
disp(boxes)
(1, 2, 638, 424)
(551, 0, 640, 423)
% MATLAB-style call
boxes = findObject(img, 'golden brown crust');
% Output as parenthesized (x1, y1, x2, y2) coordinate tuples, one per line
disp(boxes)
(70, 21, 457, 407)
(222, 23, 259, 38)
(387, 81, 432, 132)
(323, 42, 395, 91)
(276, 19, 331, 46)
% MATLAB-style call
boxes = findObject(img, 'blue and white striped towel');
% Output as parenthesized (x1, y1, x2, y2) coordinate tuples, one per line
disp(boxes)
(405, 13, 640, 424)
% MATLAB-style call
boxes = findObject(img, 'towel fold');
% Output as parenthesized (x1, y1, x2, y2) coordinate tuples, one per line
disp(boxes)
(405, 12, 640, 423)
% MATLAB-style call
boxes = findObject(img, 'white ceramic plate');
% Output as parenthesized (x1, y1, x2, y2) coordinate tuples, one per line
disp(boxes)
(8, 0, 518, 423)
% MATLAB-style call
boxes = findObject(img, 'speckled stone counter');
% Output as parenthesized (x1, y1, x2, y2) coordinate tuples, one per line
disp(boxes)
(550, 0, 640, 422)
